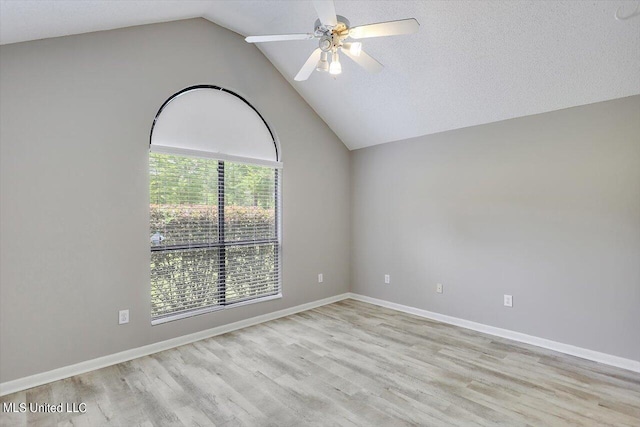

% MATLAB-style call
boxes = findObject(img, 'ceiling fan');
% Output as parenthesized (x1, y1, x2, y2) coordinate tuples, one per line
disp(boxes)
(245, 0, 419, 81)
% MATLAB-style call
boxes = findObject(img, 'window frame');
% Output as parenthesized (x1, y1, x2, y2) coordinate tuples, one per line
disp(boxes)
(149, 85, 282, 325)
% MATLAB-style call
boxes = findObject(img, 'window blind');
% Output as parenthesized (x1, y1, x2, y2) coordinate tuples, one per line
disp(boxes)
(150, 152, 280, 323)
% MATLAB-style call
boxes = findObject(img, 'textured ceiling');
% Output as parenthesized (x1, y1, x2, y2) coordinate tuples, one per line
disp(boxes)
(1, 1, 639, 149)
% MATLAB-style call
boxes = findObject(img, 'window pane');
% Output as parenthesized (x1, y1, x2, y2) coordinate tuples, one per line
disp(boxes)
(224, 163, 276, 242)
(151, 248, 220, 318)
(150, 153, 218, 248)
(225, 243, 279, 304)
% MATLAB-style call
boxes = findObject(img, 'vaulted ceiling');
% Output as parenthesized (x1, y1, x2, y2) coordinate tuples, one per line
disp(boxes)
(1, 1, 639, 149)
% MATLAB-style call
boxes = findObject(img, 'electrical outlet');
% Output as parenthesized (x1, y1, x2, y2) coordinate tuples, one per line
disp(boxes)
(318, 273, 323, 283)
(384, 274, 390, 284)
(119, 309, 129, 325)
(436, 283, 443, 294)
(503, 295, 513, 307)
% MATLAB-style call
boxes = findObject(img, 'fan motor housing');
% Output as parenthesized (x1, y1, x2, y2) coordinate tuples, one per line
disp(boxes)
(315, 15, 350, 52)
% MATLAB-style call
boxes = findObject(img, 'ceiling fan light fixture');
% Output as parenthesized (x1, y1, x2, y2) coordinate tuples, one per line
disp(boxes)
(244, 1, 420, 81)
(316, 51, 329, 72)
(329, 52, 342, 75)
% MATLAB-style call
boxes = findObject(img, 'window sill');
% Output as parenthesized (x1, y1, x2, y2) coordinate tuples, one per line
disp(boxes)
(151, 293, 283, 326)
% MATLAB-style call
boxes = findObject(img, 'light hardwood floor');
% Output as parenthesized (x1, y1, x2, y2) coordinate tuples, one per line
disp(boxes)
(1, 299, 639, 426)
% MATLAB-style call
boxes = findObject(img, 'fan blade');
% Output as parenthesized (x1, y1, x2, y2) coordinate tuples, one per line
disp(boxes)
(342, 47, 383, 73)
(349, 18, 419, 39)
(294, 49, 322, 81)
(313, 0, 338, 27)
(246, 33, 315, 43)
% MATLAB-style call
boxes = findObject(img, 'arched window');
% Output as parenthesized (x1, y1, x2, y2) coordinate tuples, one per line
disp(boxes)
(149, 86, 281, 324)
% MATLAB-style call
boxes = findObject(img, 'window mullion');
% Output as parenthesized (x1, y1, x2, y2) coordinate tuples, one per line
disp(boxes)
(218, 161, 226, 306)
(274, 168, 280, 290)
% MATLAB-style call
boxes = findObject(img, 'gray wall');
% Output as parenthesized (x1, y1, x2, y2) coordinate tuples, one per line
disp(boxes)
(351, 96, 640, 361)
(0, 19, 351, 382)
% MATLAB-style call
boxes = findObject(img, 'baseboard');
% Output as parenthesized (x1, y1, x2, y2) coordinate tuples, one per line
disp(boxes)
(347, 293, 640, 374)
(4, 291, 636, 396)
(0, 293, 350, 396)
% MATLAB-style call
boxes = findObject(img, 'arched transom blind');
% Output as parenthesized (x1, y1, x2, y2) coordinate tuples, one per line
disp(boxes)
(149, 86, 281, 325)
(151, 86, 279, 166)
